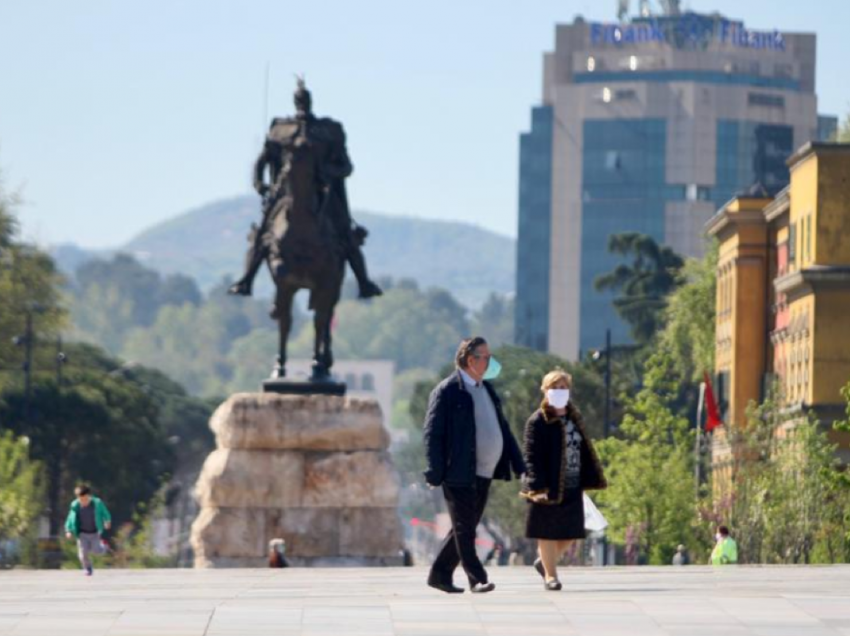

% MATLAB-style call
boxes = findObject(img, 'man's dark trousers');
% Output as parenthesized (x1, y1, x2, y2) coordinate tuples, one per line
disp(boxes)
(429, 477, 491, 586)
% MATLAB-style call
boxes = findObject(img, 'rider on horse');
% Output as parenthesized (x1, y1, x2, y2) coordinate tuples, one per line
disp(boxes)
(228, 79, 382, 301)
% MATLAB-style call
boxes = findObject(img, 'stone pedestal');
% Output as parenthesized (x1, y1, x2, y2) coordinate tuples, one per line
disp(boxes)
(190, 393, 403, 567)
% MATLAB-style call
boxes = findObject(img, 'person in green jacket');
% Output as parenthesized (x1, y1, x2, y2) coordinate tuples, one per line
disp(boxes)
(709, 525, 738, 565)
(64, 484, 111, 576)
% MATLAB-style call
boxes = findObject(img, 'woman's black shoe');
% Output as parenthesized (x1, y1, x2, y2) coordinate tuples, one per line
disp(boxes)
(533, 558, 545, 580)
(544, 579, 562, 591)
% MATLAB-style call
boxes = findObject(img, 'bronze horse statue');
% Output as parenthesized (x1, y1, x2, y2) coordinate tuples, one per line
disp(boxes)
(228, 80, 381, 382)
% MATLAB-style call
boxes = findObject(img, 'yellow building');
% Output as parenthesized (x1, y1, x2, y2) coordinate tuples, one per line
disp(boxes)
(705, 142, 850, 483)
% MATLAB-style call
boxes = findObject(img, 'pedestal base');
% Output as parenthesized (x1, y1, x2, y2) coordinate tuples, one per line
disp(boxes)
(190, 393, 402, 568)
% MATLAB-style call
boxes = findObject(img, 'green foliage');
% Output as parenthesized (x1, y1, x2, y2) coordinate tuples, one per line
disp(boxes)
(288, 281, 471, 374)
(718, 387, 850, 564)
(660, 241, 717, 384)
(594, 232, 685, 344)
(595, 351, 701, 564)
(0, 432, 45, 550)
(67, 254, 203, 353)
(0, 365, 174, 535)
(470, 293, 514, 349)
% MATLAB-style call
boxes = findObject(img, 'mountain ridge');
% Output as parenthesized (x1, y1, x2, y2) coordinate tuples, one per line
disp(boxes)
(53, 195, 516, 308)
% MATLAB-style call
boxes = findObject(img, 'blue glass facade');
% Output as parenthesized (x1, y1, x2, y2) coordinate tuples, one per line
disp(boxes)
(580, 119, 669, 354)
(515, 106, 554, 351)
(715, 120, 794, 205)
(817, 115, 838, 142)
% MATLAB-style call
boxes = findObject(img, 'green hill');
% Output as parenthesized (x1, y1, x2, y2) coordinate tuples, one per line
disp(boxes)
(119, 195, 516, 308)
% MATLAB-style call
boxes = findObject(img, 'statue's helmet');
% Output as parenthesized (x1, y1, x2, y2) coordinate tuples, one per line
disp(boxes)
(294, 77, 312, 115)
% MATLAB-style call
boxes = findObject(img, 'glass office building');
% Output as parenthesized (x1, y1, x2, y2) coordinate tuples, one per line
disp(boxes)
(515, 11, 833, 359)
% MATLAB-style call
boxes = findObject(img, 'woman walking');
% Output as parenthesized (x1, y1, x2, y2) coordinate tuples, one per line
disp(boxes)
(521, 370, 607, 590)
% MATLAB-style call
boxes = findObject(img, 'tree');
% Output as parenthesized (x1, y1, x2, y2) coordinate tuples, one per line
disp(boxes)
(288, 281, 471, 374)
(67, 254, 205, 353)
(715, 387, 850, 564)
(594, 351, 700, 565)
(470, 293, 514, 349)
(659, 241, 717, 384)
(0, 363, 174, 536)
(0, 431, 45, 553)
(594, 232, 685, 344)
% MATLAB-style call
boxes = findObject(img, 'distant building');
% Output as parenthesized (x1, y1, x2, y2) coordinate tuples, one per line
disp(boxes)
(516, 10, 836, 359)
(706, 142, 850, 485)
(286, 359, 395, 429)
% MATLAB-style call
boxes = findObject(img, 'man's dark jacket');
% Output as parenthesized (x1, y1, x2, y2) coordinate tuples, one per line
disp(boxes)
(423, 370, 526, 487)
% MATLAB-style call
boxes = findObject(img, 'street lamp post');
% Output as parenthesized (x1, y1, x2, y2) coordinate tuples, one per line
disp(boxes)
(603, 328, 611, 438)
(592, 328, 613, 437)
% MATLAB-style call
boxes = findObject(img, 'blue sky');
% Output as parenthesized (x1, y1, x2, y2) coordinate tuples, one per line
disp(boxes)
(1, 0, 848, 248)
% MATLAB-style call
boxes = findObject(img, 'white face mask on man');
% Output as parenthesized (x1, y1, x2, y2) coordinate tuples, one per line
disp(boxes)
(546, 388, 570, 409)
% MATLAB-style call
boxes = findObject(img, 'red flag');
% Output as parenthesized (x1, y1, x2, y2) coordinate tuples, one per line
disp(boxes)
(703, 372, 722, 432)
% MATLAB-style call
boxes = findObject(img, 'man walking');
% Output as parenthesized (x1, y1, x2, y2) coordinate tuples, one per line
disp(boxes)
(65, 484, 111, 576)
(423, 336, 525, 593)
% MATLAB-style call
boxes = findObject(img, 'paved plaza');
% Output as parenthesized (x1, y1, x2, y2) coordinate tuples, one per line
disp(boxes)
(1, 565, 849, 635)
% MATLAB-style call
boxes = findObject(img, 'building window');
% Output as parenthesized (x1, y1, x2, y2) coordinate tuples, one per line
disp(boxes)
(587, 56, 596, 72)
(748, 93, 785, 108)
(788, 223, 796, 264)
(806, 215, 812, 262)
(361, 373, 375, 392)
(629, 55, 638, 71)
(345, 373, 357, 389)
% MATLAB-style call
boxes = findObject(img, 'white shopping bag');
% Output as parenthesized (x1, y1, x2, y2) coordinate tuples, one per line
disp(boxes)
(583, 493, 608, 532)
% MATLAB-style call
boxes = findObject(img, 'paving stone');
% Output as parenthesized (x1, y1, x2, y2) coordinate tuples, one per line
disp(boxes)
(0, 566, 848, 635)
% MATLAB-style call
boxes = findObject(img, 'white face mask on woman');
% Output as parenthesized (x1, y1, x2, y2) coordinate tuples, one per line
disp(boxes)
(546, 388, 570, 409)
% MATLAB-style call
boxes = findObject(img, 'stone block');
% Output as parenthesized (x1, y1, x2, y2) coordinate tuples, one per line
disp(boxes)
(194, 449, 304, 509)
(302, 451, 400, 508)
(190, 507, 267, 565)
(267, 508, 340, 558)
(211, 393, 389, 451)
(339, 508, 405, 557)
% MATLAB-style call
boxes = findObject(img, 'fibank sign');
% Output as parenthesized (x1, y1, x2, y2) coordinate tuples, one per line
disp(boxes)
(589, 15, 786, 51)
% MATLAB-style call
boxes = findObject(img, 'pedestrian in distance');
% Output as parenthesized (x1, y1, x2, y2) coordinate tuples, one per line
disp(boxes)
(521, 369, 607, 590)
(672, 544, 689, 566)
(268, 538, 290, 568)
(709, 525, 738, 565)
(64, 484, 112, 576)
(423, 336, 526, 594)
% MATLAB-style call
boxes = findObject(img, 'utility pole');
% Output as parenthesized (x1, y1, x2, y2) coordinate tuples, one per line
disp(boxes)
(56, 335, 66, 388)
(22, 309, 33, 422)
(694, 382, 706, 498)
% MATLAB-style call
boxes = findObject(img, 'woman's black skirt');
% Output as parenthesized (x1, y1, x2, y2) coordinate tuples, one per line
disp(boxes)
(525, 486, 586, 540)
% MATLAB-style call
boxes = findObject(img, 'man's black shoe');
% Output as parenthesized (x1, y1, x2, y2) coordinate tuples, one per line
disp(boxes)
(427, 580, 464, 594)
(470, 581, 495, 594)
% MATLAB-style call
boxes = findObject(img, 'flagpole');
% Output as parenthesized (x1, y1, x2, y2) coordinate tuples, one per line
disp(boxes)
(694, 381, 706, 499)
